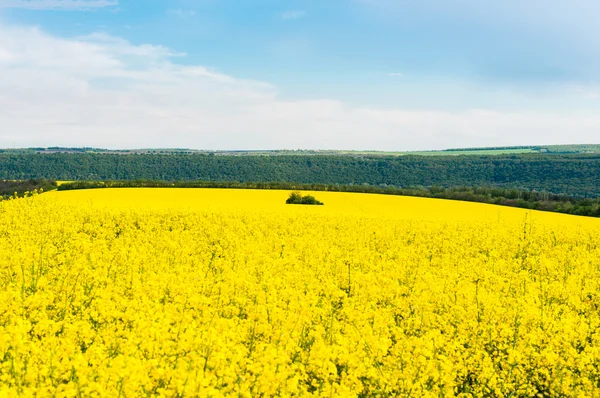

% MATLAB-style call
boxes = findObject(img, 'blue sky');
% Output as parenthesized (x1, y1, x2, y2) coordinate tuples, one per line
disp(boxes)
(0, 0, 599, 150)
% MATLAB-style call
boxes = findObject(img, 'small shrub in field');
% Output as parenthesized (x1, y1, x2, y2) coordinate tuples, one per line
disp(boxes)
(286, 191, 324, 205)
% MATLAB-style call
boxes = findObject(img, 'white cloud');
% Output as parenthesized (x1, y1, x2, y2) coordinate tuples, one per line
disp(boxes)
(388, 72, 404, 77)
(1, 21, 600, 150)
(167, 8, 195, 18)
(0, 0, 117, 10)
(281, 10, 307, 21)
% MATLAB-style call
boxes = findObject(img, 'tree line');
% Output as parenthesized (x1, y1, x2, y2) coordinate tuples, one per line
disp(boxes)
(0, 179, 57, 199)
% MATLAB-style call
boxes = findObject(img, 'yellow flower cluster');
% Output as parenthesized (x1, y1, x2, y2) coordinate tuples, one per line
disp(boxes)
(1, 189, 600, 397)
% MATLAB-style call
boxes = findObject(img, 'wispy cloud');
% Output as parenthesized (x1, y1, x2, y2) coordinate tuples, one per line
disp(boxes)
(167, 8, 195, 18)
(1, 21, 600, 150)
(281, 10, 306, 21)
(0, 0, 117, 9)
(388, 72, 404, 77)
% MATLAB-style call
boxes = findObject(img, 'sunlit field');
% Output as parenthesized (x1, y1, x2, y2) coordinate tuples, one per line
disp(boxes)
(47, 187, 600, 226)
(2, 189, 600, 396)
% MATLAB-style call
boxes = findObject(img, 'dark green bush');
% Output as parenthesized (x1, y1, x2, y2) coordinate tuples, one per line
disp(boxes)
(286, 191, 324, 205)
(0, 179, 57, 199)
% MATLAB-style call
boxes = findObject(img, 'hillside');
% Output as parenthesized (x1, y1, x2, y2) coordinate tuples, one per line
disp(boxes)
(1, 152, 599, 197)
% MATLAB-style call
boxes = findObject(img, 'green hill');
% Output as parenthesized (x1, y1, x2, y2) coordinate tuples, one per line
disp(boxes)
(0, 152, 599, 197)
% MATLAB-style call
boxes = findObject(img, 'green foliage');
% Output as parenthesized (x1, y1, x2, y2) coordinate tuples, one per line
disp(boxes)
(286, 191, 324, 205)
(2, 152, 600, 198)
(286, 191, 303, 204)
(0, 179, 57, 199)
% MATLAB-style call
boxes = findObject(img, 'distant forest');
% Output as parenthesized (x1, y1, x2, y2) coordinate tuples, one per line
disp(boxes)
(1, 153, 599, 197)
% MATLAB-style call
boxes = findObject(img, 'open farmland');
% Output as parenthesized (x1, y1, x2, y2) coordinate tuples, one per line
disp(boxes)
(1, 189, 600, 396)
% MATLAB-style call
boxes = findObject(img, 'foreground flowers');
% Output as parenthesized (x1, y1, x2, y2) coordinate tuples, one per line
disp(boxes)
(1, 190, 600, 397)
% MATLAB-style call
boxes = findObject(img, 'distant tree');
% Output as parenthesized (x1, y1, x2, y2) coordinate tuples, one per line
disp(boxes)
(286, 191, 303, 204)
(286, 191, 324, 205)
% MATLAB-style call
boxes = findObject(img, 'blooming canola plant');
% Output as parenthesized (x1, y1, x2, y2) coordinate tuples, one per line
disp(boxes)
(1, 188, 600, 396)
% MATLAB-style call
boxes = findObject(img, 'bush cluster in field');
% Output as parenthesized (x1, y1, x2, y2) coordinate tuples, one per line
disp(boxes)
(285, 191, 324, 205)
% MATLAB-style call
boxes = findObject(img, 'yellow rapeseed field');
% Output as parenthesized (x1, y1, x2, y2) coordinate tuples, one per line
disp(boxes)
(1, 188, 600, 397)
